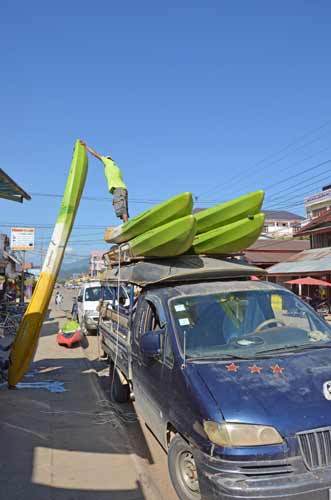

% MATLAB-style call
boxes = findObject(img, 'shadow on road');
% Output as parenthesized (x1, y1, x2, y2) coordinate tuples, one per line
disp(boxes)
(0, 292, 174, 500)
(94, 357, 156, 467)
(0, 355, 148, 499)
(37, 318, 60, 337)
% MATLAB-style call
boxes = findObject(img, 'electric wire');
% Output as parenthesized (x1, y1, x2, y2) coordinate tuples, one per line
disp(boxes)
(200, 141, 331, 203)
(30, 192, 166, 204)
(266, 185, 331, 209)
(265, 169, 331, 202)
(265, 179, 331, 207)
(198, 119, 331, 198)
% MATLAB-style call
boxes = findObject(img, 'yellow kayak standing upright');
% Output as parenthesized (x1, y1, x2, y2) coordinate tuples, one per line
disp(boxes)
(8, 141, 88, 386)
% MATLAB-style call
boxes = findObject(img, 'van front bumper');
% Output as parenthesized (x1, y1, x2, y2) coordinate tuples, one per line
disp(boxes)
(194, 448, 331, 500)
(84, 315, 98, 330)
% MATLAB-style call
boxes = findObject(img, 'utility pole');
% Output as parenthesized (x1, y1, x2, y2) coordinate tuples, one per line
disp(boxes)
(40, 233, 43, 269)
(20, 250, 25, 305)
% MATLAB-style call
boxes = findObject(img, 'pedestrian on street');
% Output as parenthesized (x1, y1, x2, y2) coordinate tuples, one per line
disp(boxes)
(80, 140, 129, 222)
(55, 291, 63, 309)
(71, 297, 78, 321)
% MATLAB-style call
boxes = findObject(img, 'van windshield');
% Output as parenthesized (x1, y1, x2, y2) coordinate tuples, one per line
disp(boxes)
(84, 286, 126, 302)
(170, 290, 331, 359)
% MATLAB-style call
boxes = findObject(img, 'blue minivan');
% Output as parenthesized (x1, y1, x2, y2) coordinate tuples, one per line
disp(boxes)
(100, 256, 331, 500)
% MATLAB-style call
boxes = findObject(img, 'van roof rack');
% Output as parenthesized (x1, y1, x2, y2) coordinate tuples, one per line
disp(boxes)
(101, 254, 266, 287)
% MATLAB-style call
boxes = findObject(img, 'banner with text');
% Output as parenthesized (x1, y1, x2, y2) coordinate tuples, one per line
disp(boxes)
(10, 227, 35, 251)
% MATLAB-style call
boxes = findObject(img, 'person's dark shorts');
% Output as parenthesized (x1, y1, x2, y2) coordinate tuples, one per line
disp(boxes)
(113, 188, 129, 219)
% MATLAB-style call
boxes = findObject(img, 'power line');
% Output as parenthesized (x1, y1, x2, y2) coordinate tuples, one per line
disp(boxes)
(266, 173, 331, 204)
(197, 142, 331, 205)
(266, 185, 322, 206)
(30, 192, 166, 204)
(262, 144, 331, 193)
(0, 223, 107, 229)
(266, 166, 331, 199)
(194, 160, 331, 215)
(198, 119, 331, 198)
(265, 192, 313, 209)
(263, 159, 331, 193)
(202, 139, 331, 201)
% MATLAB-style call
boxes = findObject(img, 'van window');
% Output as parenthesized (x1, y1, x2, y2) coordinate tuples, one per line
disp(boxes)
(170, 289, 331, 359)
(85, 287, 102, 301)
(145, 302, 162, 332)
(84, 286, 125, 302)
(134, 300, 162, 341)
(145, 302, 165, 354)
(134, 299, 149, 342)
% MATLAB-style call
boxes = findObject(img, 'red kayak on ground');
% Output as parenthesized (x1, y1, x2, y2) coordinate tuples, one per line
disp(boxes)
(57, 320, 82, 348)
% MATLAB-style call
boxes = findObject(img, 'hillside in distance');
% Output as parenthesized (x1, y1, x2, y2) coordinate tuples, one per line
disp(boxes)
(58, 258, 89, 280)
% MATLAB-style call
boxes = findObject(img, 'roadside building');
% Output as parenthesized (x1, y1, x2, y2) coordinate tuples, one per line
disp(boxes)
(0, 233, 22, 300)
(0, 168, 31, 291)
(304, 184, 331, 221)
(268, 211, 331, 301)
(262, 210, 304, 238)
(0, 168, 31, 203)
(245, 239, 310, 269)
(89, 250, 106, 278)
(0, 234, 22, 278)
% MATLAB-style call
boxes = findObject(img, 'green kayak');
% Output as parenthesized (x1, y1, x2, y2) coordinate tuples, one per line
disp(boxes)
(108, 215, 197, 259)
(105, 192, 193, 244)
(191, 213, 265, 254)
(194, 190, 264, 234)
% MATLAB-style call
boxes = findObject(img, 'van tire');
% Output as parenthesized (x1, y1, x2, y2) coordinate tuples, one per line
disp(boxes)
(168, 434, 201, 500)
(109, 364, 130, 403)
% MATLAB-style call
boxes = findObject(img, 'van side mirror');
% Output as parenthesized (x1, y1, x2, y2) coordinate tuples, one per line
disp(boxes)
(140, 329, 165, 358)
(77, 296, 82, 303)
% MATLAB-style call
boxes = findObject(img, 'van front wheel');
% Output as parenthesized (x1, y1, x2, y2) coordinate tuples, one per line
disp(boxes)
(168, 434, 201, 500)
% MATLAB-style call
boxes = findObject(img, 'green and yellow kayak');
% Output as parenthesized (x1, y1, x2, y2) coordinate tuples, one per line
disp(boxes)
(195, 190, 264, 234)
(107, 215, 197, 259)
(8, 141, 88, 386)
(191, 213, 265, 255)
(104, 192, 193, 244)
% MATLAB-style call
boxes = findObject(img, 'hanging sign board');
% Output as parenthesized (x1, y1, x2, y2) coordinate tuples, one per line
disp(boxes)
(10, 227, 35, 251)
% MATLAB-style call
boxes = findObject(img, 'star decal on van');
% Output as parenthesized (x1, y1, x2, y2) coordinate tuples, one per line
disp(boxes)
(226, 363, 239, 372)
(271, 364, 284, 374)
(248, 364, 263, 374)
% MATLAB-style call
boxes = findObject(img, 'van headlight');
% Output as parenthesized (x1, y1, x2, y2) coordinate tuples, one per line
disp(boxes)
(203, 421, 283, 447)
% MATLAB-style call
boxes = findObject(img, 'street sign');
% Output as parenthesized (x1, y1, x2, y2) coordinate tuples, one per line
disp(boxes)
(10, 227, 35, 251)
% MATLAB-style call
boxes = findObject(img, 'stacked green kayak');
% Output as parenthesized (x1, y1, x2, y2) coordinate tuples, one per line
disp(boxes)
(195, 190, 264, 234)
(107, 215, 197, 259)
(191, 213, 265, 254)
(105, 192, 193, 244)
(105, 190, 265, 259)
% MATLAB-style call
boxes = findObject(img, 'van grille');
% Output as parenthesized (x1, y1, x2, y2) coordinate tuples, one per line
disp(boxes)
(297, 427, 331, 470)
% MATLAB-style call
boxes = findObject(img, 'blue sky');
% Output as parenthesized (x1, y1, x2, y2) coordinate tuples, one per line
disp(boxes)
(1, 1, 331, 263)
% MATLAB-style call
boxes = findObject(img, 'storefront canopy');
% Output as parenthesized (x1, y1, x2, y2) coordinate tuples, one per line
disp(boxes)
(285, 277, 331, 287)
(0, 168, 31, 203)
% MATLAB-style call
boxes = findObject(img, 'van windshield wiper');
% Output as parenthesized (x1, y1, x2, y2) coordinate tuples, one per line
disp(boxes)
(188, 353, 252, 361)
(256, 342, 331, 357)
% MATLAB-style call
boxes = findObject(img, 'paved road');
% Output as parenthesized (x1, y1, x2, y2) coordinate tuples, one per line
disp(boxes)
(0, 287, 177, 500)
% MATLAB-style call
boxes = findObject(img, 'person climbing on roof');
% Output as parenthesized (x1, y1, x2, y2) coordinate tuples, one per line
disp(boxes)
(80, 141, 129, 222)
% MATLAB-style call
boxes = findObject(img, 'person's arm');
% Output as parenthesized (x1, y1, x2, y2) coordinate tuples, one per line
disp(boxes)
(79, 140, 103, 161)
